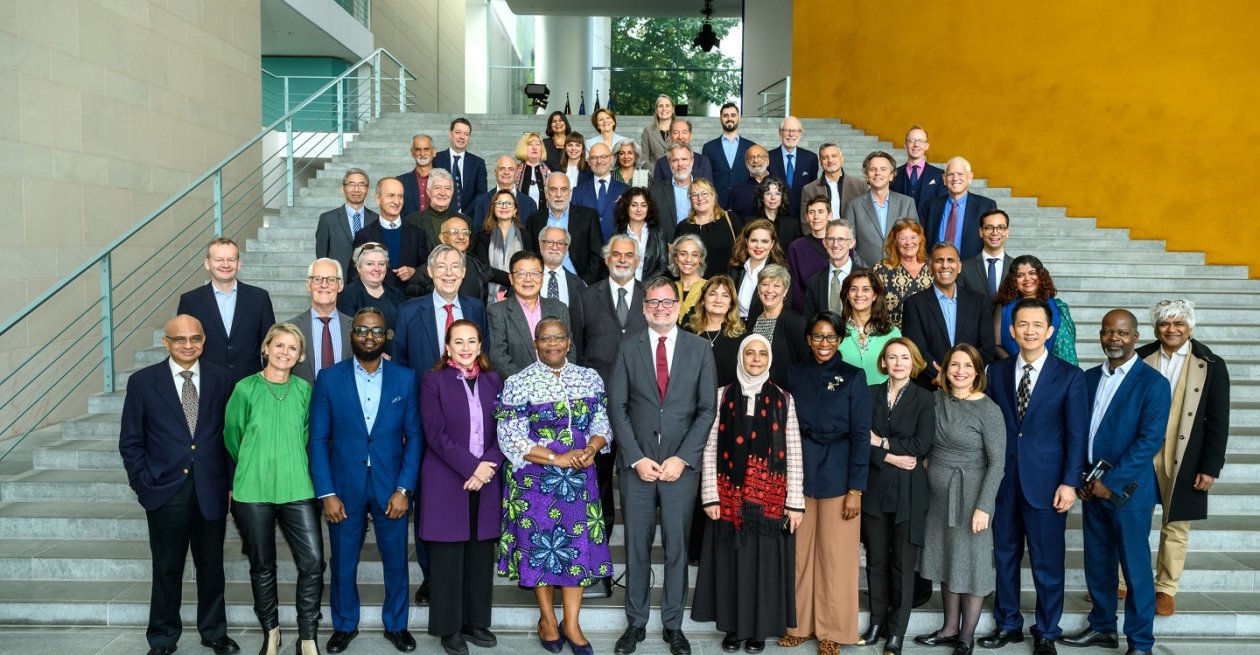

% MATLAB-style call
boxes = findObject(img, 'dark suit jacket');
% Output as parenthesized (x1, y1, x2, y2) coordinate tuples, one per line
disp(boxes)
(523, 205, 604, 284)
(468, 189, 537, 233)
(701, 135, 755, 206)
(434, 149, 488, 214)
(485, 296, 574, 378)
(960, 252, 1014, 301)
(578, 280, 646, 383)
(648, 179, 688, 244)
(571, 175, 629, 241)
(769, 146, 819, 216)
(1084, 358, 1172, 512)
(409, 250, 489, 303)
(801, 172, 869, 223)
(788, 355, 871, 498)
(900, 285, 996, 387)
(352, 220, 430, 291)
(920, 192, 999, 260)
(286, 308, 353, 384)
(118, 358, 233, 517)
(728, 176, 763, 219)
(651, 150, 714, 185)
(865, 380, 934, 543)
(891, 162, 947, 208)
(746, 305, 811, 388)
(317, 205, 379, 278)
(404, 208, 469, 254)
(987, 354, 1089, 509)
(176, 282, 275, 385)
(395, 168, 427, 218)
(392, 294, 487, 379)
(801, 257, 867, 319)
(542, 267, 588, 355)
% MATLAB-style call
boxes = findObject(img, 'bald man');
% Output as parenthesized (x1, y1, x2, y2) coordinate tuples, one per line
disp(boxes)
(468, 154, 537, 231)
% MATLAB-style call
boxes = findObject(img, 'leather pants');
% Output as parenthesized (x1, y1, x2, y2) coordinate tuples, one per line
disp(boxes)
(233, 499, 325, 639)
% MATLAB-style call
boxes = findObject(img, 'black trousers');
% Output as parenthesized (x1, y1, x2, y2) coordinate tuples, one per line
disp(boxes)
(427, 491, 496, 637)
(145, 474, 228, 648)
(595, 444, 617, 548)
(861, 511, 919, 639)
(232, 499, 325, 639)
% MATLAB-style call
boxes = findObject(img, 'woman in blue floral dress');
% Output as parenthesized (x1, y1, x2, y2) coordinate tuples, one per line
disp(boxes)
(495, 317, 613, 655)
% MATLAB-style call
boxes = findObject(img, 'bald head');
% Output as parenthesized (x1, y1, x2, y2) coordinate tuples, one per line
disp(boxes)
(588, 142, 613, 176)
(745, 144, 769, 178)
(494, 155, 517, 189)
(163, 314, 205, 368)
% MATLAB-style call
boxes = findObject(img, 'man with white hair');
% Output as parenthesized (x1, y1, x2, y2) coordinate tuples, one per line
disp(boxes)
(286, 257, 353, 384)
(403, 168, 465, 249)
(918, 156, 997, 260)
(768, 116, 819, 216)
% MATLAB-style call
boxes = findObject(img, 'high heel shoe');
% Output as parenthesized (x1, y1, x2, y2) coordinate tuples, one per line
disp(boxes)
(259, 627, 281, 655)
(538, 620, 565, 653)
(559, 624, 592, 655)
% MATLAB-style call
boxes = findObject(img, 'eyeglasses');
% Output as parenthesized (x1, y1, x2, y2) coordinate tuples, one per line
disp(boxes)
(536, 334, 568, 344)
(540, 239, 567, 248)
(980, 225, 1008, 233)
(589, 154, 612, 162)
(823, 236, 853, 244)
(781, 129, 802, 135)
(444, 228, 472, 237)
(343, 182, 368, 189)
(511, 270, 543, 280)
(430, 263, 465, 274)
(689, 191, 712, 200)
(808, 333, 840, 344)
(165, 335, 205, 345)
(493, 201, 516, 208)
(351, 326, 388, 337)
(644, 298, 678, 309)
(308, 275, 342, 286)
(906, 139, 927, 146)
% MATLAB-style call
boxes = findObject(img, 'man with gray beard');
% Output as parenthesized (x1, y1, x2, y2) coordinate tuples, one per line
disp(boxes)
(728, 144, 770, 219)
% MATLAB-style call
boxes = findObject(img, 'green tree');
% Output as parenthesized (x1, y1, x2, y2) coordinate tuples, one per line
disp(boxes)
(609, 16, 741, 116)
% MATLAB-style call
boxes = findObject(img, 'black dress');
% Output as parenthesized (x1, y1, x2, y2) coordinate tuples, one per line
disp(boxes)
(692, 327, 745, 389)
(675, 212, 745, 279)
(336, 280, 405, 330)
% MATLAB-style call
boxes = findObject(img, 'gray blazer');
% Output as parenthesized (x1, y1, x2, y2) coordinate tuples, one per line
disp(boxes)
(608, 329, 717, 470)
(640, 123, 671, 172)
(959, 252, 1014, 301)
(801, 172, 868, 222)
(485, 296, 574, 378)
(315, 206, 378, 279)
(844, 191, 919, 268)
(286, 308, 353, 384)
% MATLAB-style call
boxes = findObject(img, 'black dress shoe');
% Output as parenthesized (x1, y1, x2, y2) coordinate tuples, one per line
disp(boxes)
(1033, 638, 1057, 655)
(953, 642, 974, 655)
(147, 647, 177, 655)
(459, 627, 496, 648)
(440, 633, 468, 655)
(721, 633, 741, 653)
(744, 639, 765, 654)
(884, 635, 904, 655)
(859, 623, 885, 646)
(383, 631, 415, 652)
(614, 626, 645, 655)
(1057, 628, 1118, 649)
(326, 630, 358, 654)
(202, 637, 241, 654)
(583, 577, 613, 598)
(662, 629, 691, 655)
(978, 628, 1024, 649)
(914, 632, 960, 647)
(413, 580, 431, 605)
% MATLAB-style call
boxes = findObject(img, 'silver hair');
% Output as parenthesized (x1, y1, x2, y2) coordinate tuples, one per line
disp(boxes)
(352, 242, 390, 268)
(666, 141, 693, 158)
(307, 257, 343, 281)
(428, 168, 454, 186)
(342, 168, 369, 185)
(944, 156, 973, 174)
(757, 263, 791, 288)
(426, 243, 466, 269)
(602, 233, 639, 259)
(1150, 299, 1197, 328)
(667, 234, 708, 277)
(616, 137, 643, 166)
(826, 218, 855, 236)
(538, 225, 571, 246)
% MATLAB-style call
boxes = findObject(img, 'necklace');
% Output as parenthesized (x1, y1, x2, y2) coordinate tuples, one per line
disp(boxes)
(263, 375, 291, 402)
(704, 328, 721, 347)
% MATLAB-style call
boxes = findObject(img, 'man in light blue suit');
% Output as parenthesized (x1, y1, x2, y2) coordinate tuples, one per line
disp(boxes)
(982, 299, 1088, 655)
(309, 307, 424, 653)
(1060, 309, 1170, 655)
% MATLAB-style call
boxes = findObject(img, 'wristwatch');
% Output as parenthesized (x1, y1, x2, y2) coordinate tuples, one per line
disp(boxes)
(395, 486, 412, 498)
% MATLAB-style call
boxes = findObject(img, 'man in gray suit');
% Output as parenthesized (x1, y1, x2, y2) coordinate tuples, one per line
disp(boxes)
(959, 208, 1014, 301)
(316, 168, 378, 280)
(845, 150, 919, 268)
(801, 142, 869, 224)
(287, 257, 352, 384)
(609, 276, 717, 655)
(485, 250, 573, 377)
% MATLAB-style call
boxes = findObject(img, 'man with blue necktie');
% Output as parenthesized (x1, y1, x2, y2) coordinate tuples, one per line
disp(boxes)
(919, 157, 996, 260)
(317, 168, 380, 281)
(768, 116, 819, 217)
(959, 209, 1014, 302)
(572, 142, 628, 240)
(434, 118, 488, 215)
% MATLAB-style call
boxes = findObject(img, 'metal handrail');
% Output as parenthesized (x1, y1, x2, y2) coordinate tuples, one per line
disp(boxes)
(0, 47, 414, 456)
(755, 75, 791, 118)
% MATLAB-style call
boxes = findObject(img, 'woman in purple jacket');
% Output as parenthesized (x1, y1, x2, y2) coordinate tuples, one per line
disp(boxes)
(419, 319, 506, 655)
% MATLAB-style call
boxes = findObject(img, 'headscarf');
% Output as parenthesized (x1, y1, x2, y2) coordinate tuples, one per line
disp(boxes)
(735, 333, 771, 415)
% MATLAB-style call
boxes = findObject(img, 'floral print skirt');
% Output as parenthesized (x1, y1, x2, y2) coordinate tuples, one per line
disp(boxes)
(497, 461, 613, 587)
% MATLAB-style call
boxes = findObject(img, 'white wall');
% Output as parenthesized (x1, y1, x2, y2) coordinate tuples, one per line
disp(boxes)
(741, 0, 793, 116)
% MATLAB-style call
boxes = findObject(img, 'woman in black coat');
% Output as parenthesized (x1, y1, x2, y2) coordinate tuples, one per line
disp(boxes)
(745, 263, 809, 388)
(859, 338, 935, 655)
(613, 187, 668, 281)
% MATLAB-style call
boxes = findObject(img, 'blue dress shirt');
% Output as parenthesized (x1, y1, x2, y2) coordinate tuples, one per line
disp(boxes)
(212, 281, 237, 337)
(934, 285, 958, 346)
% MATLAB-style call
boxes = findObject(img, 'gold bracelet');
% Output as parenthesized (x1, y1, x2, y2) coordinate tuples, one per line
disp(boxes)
(847, 489, 863, 496)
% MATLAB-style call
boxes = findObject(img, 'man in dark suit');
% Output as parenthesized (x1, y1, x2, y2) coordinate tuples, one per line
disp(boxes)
(648, 144, 699, 243)
(523, 172, 604, 284)
(432, 117, 487, 216)
(901, 242, 996, 387)
(317, 168, 378, 279)
(396, 134, 435, 217)
(407, 215, 489, 302)
(768, 116, 819, 217)
(119, 314, 240, 655)
(392, 243, 488, 604)
(468, 154, 537, 231)
(803, 218, 865, 318)
(919, 156, 998, 261)
(571, 142, 628, 240)
(352, 178, 428, 291)
(701, 102, 755, 207)
(486, 251, 573, 377)
(176, 237, 275, 385)
(287, 257, 352, 384)
(309, 308, 423, 654)
(959, 209, 1014, 302)
(650, 118, 713, 184)
(803, 143, 869, 222)
(538, 225, 587, 349)
(980, 299, 1089, 654)
(1059, 310, 1170, 655)
(728, 144, 770, 219)
(609, 276, 717, 655)
(403, 168, 467, 250)
(891, 125, 947, 209)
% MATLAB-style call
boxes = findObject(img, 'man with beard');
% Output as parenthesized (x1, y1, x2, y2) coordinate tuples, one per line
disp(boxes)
(523, 172, 604, 284)
(728, 144, 771, 219)
(397, 134, 436, 217)
(701, 103, 755, 207)
(803, 143, 869, 222)
(308, 308, 424, 653)
(650, 118, 714, 185)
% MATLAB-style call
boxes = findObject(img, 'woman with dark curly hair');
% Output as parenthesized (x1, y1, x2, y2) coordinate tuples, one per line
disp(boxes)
(992, 255, 1077, 364)
(752, 176, 802, 248)
(730, 218, 789, 319)
(838, 269, 902, 384)
(613, 187, 667, 281)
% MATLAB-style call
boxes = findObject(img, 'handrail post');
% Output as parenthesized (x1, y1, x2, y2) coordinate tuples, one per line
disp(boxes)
(373, 51, 381, 119)
(398, 66, 406, 113)
(213, 170, 223, 236)
(100, 254, 114, 394)
(784, 75, 792, 116)
(284, 77, 294, 207)
(336, 80, 345, 152)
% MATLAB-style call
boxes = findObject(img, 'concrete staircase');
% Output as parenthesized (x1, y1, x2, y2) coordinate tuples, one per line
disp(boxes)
(2, 113, 1258, 638)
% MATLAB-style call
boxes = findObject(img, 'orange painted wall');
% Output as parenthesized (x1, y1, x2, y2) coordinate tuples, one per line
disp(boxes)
(790, 0, 1260, 274)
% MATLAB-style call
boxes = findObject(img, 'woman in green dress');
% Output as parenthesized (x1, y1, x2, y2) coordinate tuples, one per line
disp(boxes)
(225, 322, 324, 655)
(838, 269, 902, 384)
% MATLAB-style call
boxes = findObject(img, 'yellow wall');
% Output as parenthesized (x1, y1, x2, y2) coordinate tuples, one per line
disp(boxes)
(791, 0, 1260, 274)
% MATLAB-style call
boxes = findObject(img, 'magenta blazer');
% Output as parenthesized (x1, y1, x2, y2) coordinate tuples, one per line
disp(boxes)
(418, 366, 506, 542)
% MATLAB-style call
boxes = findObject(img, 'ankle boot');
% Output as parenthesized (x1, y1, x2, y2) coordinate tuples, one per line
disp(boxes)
(259, 627, 280, 655)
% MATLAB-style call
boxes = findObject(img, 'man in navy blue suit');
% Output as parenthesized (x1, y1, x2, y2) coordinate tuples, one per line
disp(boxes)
(890, 125, 947, 209)
(980, 299, 1088, 655)
(176, 237, 275, 385)
(571, 142, 628, 240)
(1059, 309, 1170, 655)
(396, 134, 436, 218)
(433, 117, 488, 216)
(309, 308, 424, 653)
(119, 314, 239, 655)
(391, 243, 487, 605)
(768, 116, 819, 217)
(701, 102, 755, 207)
(919, 156, 997, 261)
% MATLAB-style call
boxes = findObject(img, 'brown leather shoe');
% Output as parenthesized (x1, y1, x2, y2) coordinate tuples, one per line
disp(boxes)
(1155, 592, 1175, 616)
(1118, 586, 1127, 600)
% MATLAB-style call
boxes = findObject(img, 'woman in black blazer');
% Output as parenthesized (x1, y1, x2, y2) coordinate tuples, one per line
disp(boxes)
(860, 337, 935, 655)
(745, 263, 809, 388)
(613, 187, 668, 281)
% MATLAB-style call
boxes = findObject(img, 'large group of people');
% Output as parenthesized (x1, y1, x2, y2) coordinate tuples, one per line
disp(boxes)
(118, 109, 1232, 655)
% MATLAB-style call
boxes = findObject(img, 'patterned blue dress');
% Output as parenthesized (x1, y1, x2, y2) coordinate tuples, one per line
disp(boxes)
(495, 361, 614, 587)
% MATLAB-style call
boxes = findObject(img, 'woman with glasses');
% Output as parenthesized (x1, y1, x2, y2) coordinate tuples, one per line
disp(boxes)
(561, 131, 589, 189)
(472, 189, 526, 299)
(730, 218, 789, 319)
(613, 188, 667, 281)
(514, 132, 551, 208)
(837, 269, 901, 384)
(640, 94, 675, 167)
(752, 176, 801, 248)
(613, 138, 651, 188)
(993, 255, 1078, 364)
(676, 178, 744, 281)
(337, 242, 406, 331)
(781, 311, 871, 655)
(872, 218, 933, 328)
(544, 111, 571, 171)
(669, 234, 709, 323)
(746, 264, 809, 387)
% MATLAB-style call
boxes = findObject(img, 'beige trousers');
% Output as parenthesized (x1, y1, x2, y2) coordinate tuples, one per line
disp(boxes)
(787, 496, 861, 643)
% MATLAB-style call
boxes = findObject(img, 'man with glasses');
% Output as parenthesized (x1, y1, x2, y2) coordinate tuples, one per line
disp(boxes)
(918, 156, 997, 260)
(804, 218, 864, 317)
(538, 226, 587, 309)
(729, 144, 771, 219)
(408, 216, 489, 303)
(891, 125, 947, 208)
(287, 257, 353, 384)
(524, 172, 604, 284)
(469, 154, 537, 231)
(846, 150, 918, 267)
(650, 118, 713, 185)
(960, 209, 1014, 301)
(318, 168, 379, 278)
(572, 142, 629, 240)
(486, 251, 573, 378)
(177, 237, 276, 384)
(353, 178, 428, 291)
(769, 116, 819, 217)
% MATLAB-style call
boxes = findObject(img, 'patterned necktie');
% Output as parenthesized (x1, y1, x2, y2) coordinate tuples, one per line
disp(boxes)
(444, 303, 455, 333)
(785, 152, 796, 190)
(179, 370, 198, 436)
(1018, 363, 1033, 422)
(987, 257, 999, 295)
(351, 210, 362, 235)
(548, 270, 560, 300)
(452, 155, 463, 209)
(656, 335, 669, 401)
(829, 269, 844, 312)
(318, 317, 334, 371)
(615, 287, 629, 327)
(944, 199, 960, 247)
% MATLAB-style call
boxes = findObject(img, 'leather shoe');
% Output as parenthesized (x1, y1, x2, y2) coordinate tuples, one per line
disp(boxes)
(583, 577, 613, 598)
(326, 631, 357, 654)
(914, 632, 959, 647)
(744, 639, 765, 654)
(1033, 638, 1057, 655)
(413, 580, 430, 605)
(953, 643, 974, 655)
(459, 627, 495, 648)
(1057, 628, 1118, 649)
(383, 630, 416, 652)
(1155, 591, 1175, 616)
(721, 633, 741, 652)
(858, 623, 885, 646)
(440, 633, 468, 655)
(202, 637, 241, 654)
(662, 629, 691, 655)
(884, 635, 904, 655)
(147, 648, 177, 655)
(977, 628, 1023, 648)
(1124, 650, 1151, 655)
(614, 626, 645, 655)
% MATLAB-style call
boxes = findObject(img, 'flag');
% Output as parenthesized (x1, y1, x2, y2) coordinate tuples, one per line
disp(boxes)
(594, 91, 601, 112)
(564, 93, 571, 115)
(607, 88, 615, 111)
(578, 92, 586, 115)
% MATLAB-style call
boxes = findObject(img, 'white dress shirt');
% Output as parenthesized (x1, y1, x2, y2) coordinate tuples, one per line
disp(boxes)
(1158, 341, 1191, 390)
(168, 358, 201, 397)
(1088, 354, 1138, 462)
